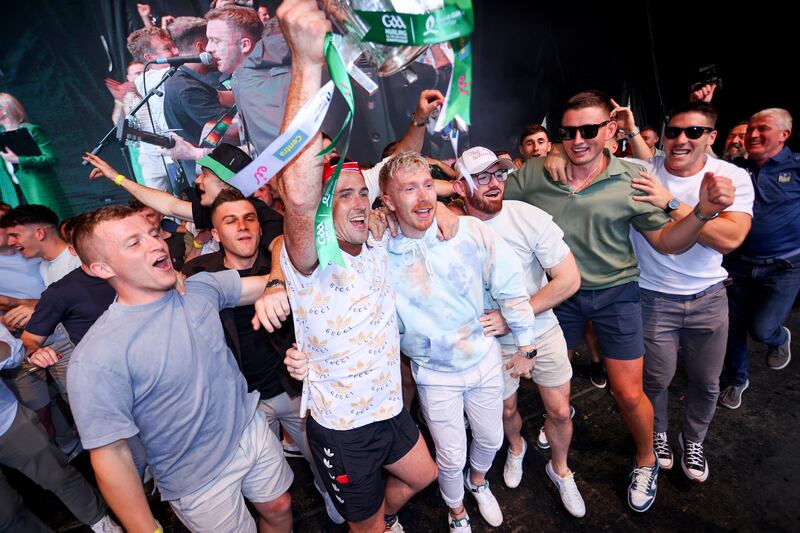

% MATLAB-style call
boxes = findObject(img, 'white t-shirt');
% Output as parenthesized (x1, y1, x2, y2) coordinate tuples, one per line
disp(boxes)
(281, 238, 402, 431)
(483, 201, 571, 344)
(363, 156, 389, 205)
(629, 155, 755, 294)
(40, 246, 81, 287)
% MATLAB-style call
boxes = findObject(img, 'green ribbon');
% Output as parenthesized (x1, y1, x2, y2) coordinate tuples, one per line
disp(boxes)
(442, 36, 472, 126)
(314, 33, 355, 269)
(354, 0, 474, 46)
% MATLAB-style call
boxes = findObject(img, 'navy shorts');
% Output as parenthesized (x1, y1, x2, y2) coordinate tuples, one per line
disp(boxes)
(306, 408, 419, 522)
(554, 282, 644, 360)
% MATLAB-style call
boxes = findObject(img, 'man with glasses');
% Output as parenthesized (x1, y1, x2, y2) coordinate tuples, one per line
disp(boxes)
(622, 101, 751, 483)
(504, 90, 730, 512)
(722, 108, 799, 406)
(452, 147, 585, 517)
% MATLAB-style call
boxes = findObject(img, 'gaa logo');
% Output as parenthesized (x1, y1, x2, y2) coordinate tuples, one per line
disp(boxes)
(381, 14, 407, 30)
(253, 165, 268, 184)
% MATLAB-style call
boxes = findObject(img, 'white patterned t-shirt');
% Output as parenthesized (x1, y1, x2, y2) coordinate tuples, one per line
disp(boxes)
(281, 237, 402, 431)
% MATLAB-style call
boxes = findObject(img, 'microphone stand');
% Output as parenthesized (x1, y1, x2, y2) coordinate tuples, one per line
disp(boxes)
(83, 65, 179, 168)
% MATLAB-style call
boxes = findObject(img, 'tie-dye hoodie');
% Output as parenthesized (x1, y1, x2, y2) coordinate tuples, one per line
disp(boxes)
(387, 216, 536, 372)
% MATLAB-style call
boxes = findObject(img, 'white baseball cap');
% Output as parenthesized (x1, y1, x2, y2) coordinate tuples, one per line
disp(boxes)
(457, 146, 516, 176)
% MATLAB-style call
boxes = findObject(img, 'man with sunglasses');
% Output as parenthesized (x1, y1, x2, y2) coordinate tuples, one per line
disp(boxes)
(504, 90, 732, 512)
(722, 108, 799, 406)
(451, 147, 585, 517)
(625, 101, 753, 483)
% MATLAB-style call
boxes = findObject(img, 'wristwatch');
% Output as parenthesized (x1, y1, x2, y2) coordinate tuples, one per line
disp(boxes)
(625, 127, 641, 139)
(665, 198, 681, 213)
(265, 279, 286, 289)
(519, 348, 538, 359)
(693, 205, 720, 222)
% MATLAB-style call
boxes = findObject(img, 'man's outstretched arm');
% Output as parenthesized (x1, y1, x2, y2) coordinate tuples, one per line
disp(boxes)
(83, 152, 194, 221)
(275, 0, 332, 274)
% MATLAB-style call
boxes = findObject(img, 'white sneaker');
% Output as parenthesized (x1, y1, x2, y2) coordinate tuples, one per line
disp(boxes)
(463, 469, 503, 527)
(449, 512, 472, 532)
(537, 425, 550, 449)
(90, 515, 123, 533)
(315, 481, 346, 524)
(546, 461, 586, 518)
(503, 439, 527, 488)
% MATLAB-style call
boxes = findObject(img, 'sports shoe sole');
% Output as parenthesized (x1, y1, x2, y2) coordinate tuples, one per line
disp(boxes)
(768, 327, 792, 370)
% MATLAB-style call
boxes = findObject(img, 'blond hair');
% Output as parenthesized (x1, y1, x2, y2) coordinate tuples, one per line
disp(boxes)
(378, 151, 430, 195)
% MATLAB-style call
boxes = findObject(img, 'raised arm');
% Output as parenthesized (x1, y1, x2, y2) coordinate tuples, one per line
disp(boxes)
(275, 0, 331, 274)
(90, 440, 160, 533)
(82, 152, 194, 221)
(394, 89, 444, 153)
(610, 99, 651, 161)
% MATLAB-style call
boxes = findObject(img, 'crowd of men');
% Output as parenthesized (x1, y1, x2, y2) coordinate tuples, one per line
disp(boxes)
(1, 0, 799, 532)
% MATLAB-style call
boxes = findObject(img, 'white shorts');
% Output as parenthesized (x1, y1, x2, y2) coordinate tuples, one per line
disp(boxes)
(169, 409, 294, 533)
(502, 324, 572, 400)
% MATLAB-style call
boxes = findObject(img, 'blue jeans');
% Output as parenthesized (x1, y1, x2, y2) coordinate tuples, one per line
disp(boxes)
(723, 254, 800, 386)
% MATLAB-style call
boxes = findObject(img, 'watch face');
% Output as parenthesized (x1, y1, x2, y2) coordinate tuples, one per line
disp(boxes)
(667, 199, 680, 211)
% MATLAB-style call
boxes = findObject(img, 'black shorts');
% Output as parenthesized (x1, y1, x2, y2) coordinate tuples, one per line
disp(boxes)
(306, 408, 419, 522)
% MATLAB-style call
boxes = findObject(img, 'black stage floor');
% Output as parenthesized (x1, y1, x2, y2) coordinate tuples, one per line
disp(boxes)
(11, 326, 800, 532)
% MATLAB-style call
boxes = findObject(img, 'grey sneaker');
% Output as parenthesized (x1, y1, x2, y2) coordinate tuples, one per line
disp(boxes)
(767, 327, 792, 370)
(718, 380, 749, 409)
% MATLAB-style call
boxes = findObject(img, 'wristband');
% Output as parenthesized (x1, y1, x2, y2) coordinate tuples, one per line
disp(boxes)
(693, 205, 719, 222)
(154, 529, 163, 533)
(266, 279, 286, 289)
(192, 239, 204, 249)
(410, 112, 427, 127)
(113, 174, 126, 186)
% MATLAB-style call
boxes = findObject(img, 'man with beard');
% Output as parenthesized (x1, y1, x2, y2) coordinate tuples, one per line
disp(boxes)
(380, 150, 538, 531)
(722, 121, 748, 161)
(452, 146, 585, 517)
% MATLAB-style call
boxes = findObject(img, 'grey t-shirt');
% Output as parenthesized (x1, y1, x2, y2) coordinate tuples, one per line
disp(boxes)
(67, 270, 258, 500)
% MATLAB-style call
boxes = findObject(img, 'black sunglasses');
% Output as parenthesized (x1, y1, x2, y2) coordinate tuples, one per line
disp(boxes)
(558, 120, 611, 140)
(664, 126, 714, 140)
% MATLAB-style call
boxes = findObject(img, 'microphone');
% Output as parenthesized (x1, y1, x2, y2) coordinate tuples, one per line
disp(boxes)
(151, 52, 213, 66)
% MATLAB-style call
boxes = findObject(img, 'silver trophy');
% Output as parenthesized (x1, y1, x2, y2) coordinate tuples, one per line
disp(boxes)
(323, 0, 439, 80)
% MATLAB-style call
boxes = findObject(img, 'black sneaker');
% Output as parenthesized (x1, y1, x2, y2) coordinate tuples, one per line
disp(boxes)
(653, 432, 673, 470)
(679, 433, 709, 483)
(590, 361, 607, 389)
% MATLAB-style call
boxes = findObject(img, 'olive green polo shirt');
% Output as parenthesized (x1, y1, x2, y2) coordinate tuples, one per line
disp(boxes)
(504, 152, 671, 289)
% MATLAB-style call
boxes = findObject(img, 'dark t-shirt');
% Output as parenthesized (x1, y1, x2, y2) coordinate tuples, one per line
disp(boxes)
(26, 268, 116, 345)
(163, 66, 227, 144)
(232, 268, 284, 400)
(192, 197, 283, 256)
